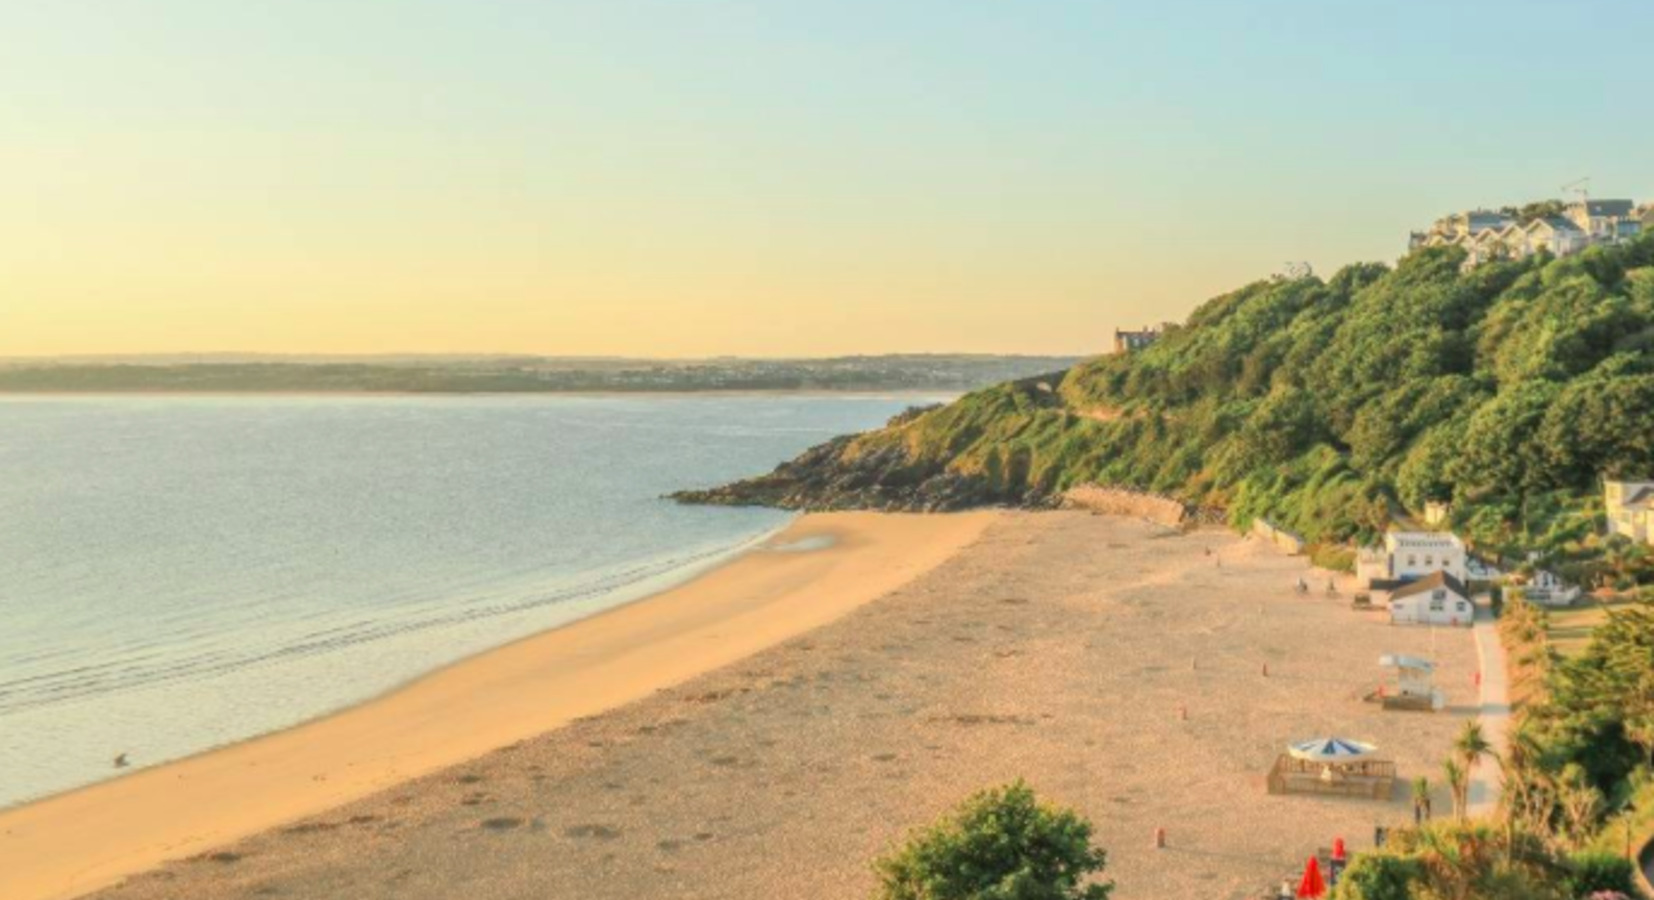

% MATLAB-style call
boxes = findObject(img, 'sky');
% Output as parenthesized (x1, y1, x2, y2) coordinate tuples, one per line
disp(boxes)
(4, 0, 1651, 358)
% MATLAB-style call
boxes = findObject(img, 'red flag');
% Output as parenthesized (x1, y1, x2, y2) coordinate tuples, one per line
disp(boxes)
(1297, 856, 1327, 898)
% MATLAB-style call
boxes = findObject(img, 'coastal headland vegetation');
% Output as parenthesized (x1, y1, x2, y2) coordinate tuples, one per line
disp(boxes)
(680, 232, 1654, 590)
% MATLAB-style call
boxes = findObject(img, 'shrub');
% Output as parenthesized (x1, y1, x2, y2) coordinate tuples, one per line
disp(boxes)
(872, 781, 1112, 900)
(1331, 852, 1421, 900)
(1311, 543, 1356, 574)
(1565, 851, 1637, 897)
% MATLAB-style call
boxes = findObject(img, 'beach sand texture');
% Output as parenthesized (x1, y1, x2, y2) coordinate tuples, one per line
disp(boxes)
(0, 511, 997, 900)
(8, 511, 1481, 900)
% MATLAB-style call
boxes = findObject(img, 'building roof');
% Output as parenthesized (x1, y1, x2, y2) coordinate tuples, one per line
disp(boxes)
(1385, 531, 1464, 551)
(1531, 216, 1583, 234)
(1379, 653, 1435, 672)
(1625, 485, 1654, 509)
(1583, 199, 1636, 218)
(1390, 571, 1468, 602)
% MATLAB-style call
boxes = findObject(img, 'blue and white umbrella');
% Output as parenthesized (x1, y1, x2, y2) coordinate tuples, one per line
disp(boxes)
(1288, 737, 1376, 763)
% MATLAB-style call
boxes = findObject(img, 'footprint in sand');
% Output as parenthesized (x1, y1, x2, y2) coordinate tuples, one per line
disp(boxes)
(480, 817, 524, 832)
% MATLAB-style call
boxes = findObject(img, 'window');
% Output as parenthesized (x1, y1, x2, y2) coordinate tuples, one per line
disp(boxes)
(1424, 555, 1434, 566)
(1430, 590, 1446, 612)
(1407, 555, 1417, 567)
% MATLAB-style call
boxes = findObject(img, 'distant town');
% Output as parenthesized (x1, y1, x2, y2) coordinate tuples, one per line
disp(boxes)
(1410, 190, 1650, 269)
(0, 354, 1084, 394)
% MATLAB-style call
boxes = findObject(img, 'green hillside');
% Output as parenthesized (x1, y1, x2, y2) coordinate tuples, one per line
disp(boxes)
(679, 233, 1654, 575)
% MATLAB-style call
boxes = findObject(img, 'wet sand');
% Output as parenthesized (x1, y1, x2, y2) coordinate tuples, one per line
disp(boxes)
(0, 511, 997, 900)
(8, 511, 1482, 900)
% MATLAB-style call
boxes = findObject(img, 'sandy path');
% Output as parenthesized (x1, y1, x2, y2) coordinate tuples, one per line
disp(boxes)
(1468, 606, 1511, 816)
(0, 511, 997, 900)
(59, 512, 1481, 900)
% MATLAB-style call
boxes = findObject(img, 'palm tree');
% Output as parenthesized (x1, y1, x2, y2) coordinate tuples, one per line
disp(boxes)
(1558, 764, 1601, 849)
(1453, 721, 1495, 817)
(1412, 775, 1433, 824)
(1444, 758, 1469, 820)
(1497, 727, 1552, 843)
(1455, 721, 1493, 773)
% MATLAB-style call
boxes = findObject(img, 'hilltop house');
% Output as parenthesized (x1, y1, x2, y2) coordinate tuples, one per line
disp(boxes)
(1357, 531, 1470, 589)
(1388, 572, 1474, 627)
(1113, 324, 1172, 354)
(1569, 199, 1642, 242)
(1410, 198, 1643, 269)
(1605, 478, 1654, 544)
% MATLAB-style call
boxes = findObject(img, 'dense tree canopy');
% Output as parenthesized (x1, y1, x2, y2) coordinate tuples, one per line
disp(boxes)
(802, 233, 1654, 555)
(872, 781, 1112, 900)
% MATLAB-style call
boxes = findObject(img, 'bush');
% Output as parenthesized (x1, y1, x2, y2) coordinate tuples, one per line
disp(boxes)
(872, 781, 1113, 900)
(1331, 852, 1421, 900)
(1566, 851, 1637, 897)
(1311, 543, 1356, 574)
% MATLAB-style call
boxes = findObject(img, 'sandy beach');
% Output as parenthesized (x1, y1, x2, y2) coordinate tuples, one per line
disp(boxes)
(4, 510, 1483, 900)
(0, 511, 996, 900)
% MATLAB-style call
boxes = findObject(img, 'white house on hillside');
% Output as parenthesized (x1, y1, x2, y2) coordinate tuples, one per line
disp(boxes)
(1388, 572, 1474, 627)
(1410, 197, 1643, 270)
(1605, 478, 1654, 544)
(1569, 199, 1642, 241)
(1513, 569, 1581, 608)
(1357, 531, 1469, 588)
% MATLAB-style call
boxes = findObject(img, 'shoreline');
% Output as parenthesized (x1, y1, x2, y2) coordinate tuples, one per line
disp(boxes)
(0, 510, 999, 900)
(0, 389, 962, 400)
(0, 521, 795, 813)
(54, 511, 1486, 900)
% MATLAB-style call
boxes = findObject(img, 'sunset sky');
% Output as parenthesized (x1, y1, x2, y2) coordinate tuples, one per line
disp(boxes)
(5, 1, 1652, 358)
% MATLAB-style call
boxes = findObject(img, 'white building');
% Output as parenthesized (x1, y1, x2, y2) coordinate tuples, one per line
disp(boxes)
(1388, 572, 1474, 627)
(1410, 198, 1642, 269)
(1568, 199, 1642, 242)
(1357, 531, 1469, 588)
(1514, 569, 1580, 608)
(1605, 478, 1654, 544)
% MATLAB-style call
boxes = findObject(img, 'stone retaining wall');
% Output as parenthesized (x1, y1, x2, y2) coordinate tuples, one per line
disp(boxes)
(1060, 485, 1189, 528)
(1250, 518, 1306, 555)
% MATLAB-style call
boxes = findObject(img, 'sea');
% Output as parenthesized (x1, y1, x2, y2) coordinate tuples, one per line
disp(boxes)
(0, 393, 931, 809)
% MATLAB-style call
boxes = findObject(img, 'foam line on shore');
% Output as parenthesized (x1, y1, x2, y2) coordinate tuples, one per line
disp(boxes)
(0, 511, 999, 900)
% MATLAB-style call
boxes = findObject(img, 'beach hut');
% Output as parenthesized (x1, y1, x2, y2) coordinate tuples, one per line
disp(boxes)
(1267, 737, 1396, 799)
(1375, 654, 1443, 711)
(1387, 572, 1473, 627)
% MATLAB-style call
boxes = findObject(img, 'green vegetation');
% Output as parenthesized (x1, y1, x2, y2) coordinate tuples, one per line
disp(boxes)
(1330, 821, 1637, 900)
(1348, 597, 1654, 898)
(703, 233, 1654, 579)
(871, 781, 1112, 900)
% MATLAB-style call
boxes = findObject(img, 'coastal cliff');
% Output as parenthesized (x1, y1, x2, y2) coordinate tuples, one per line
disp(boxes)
(678, 234, 1654, 568)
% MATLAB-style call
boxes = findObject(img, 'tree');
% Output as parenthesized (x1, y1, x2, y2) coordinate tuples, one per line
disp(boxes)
(1455, 721, 1495, 807)
(1557, 765, 1602, 849)
(1413, 776, 1434, 824)
(1445, 758, 1470, 820)
(1564, 851, 1637, 897)
(872, 781, 1113, 900)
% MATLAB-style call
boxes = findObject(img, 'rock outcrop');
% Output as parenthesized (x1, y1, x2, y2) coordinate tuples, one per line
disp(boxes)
(670, 435, 1048, 512)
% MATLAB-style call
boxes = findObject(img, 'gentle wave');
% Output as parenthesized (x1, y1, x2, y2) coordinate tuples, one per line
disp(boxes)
(0, 532, 772, 716)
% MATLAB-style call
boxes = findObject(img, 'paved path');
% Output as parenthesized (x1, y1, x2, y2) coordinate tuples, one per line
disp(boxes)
(1467, 601, 1511, 816)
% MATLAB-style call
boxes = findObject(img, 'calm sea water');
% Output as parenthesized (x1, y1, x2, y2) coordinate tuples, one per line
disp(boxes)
(0, 393, 927, 809)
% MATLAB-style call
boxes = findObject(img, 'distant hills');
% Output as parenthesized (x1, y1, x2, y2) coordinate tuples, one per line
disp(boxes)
(0, 354, 1083, 395)
(680, 232, 1654, 563)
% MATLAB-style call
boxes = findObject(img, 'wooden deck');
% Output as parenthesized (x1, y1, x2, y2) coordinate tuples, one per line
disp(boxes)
(1266, 755, 1396, 800)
